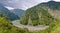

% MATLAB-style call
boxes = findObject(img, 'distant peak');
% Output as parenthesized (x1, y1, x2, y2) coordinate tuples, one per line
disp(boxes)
(5, 6, 15, 10)
(48, 0, 56, 3)
(50, 0, 54, 1)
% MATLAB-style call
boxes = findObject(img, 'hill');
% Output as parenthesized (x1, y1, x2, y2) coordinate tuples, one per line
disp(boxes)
(11, 9, 25, 17)
(19, 1, 60, 33)
(20, 1, 59, 26)
(0, 14, 29, 33)
(0, 5, 19, 21)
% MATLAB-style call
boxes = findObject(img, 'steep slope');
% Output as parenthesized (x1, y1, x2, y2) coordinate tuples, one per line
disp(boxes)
(0, 5, 19, 21)
(20, 1, 60, 26)
(39, 1, 60, 9)
(11, 9, 25, 17)
(19, 1, 60, 33)
(38, 1, 60, 19)
(20, 1, 59, 26)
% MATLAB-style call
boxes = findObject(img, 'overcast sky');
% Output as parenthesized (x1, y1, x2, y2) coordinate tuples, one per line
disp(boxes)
(0, 0, 60, 10)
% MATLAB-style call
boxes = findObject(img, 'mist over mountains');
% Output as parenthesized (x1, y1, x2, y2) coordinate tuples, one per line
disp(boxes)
(11, 9, 25, 17)
(0, 5, 20, 21)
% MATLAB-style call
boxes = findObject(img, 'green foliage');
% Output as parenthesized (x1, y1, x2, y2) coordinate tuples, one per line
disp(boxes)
(19, 1, 60, 33)
(38, 19, 60, 33)
(0, 14, 29, 33)
(20, 6, 56, 26)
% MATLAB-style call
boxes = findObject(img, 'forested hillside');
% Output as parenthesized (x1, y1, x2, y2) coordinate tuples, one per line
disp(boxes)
(0, 5, 19, 21)
(19, 1, 60, 33)
(20, 1, 60, 26)
(0, 14, 29, 33)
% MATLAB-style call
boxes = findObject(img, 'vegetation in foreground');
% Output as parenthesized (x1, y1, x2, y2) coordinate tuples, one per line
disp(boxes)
(0, 14, 29, 33)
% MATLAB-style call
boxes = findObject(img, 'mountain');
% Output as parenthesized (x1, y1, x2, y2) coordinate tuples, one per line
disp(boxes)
(0, 5, 19, 21)
(19, 1, 60, 33)
(20, 1, 60, 26)
(39, 1, 60, 10)
(11, 9, 25, 17)
(38, 1, 60, 19)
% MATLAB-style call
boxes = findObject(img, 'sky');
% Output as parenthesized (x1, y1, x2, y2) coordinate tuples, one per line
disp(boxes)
(0, 0, 60, 10)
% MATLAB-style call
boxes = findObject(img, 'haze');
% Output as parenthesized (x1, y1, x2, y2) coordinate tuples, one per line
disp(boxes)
(0, 0, 60, 10)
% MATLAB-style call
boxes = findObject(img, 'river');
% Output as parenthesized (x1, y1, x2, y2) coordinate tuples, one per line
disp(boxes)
(12, 20, 49, 31)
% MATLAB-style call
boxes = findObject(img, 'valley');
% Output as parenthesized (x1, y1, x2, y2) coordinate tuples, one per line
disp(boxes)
(0, 0, 60, 33)
(12, 20, 49, 32)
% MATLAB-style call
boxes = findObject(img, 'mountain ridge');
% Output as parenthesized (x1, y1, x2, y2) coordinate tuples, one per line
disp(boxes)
(19, 1, 60, 26)
(0, 5, 20, 21)
(11, 9, 25, 17)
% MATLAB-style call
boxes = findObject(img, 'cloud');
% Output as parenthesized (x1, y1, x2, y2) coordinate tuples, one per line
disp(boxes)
(5, 6, 14, 10)
(54, 0, 60, 2)
(0, 0, 60, 10)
